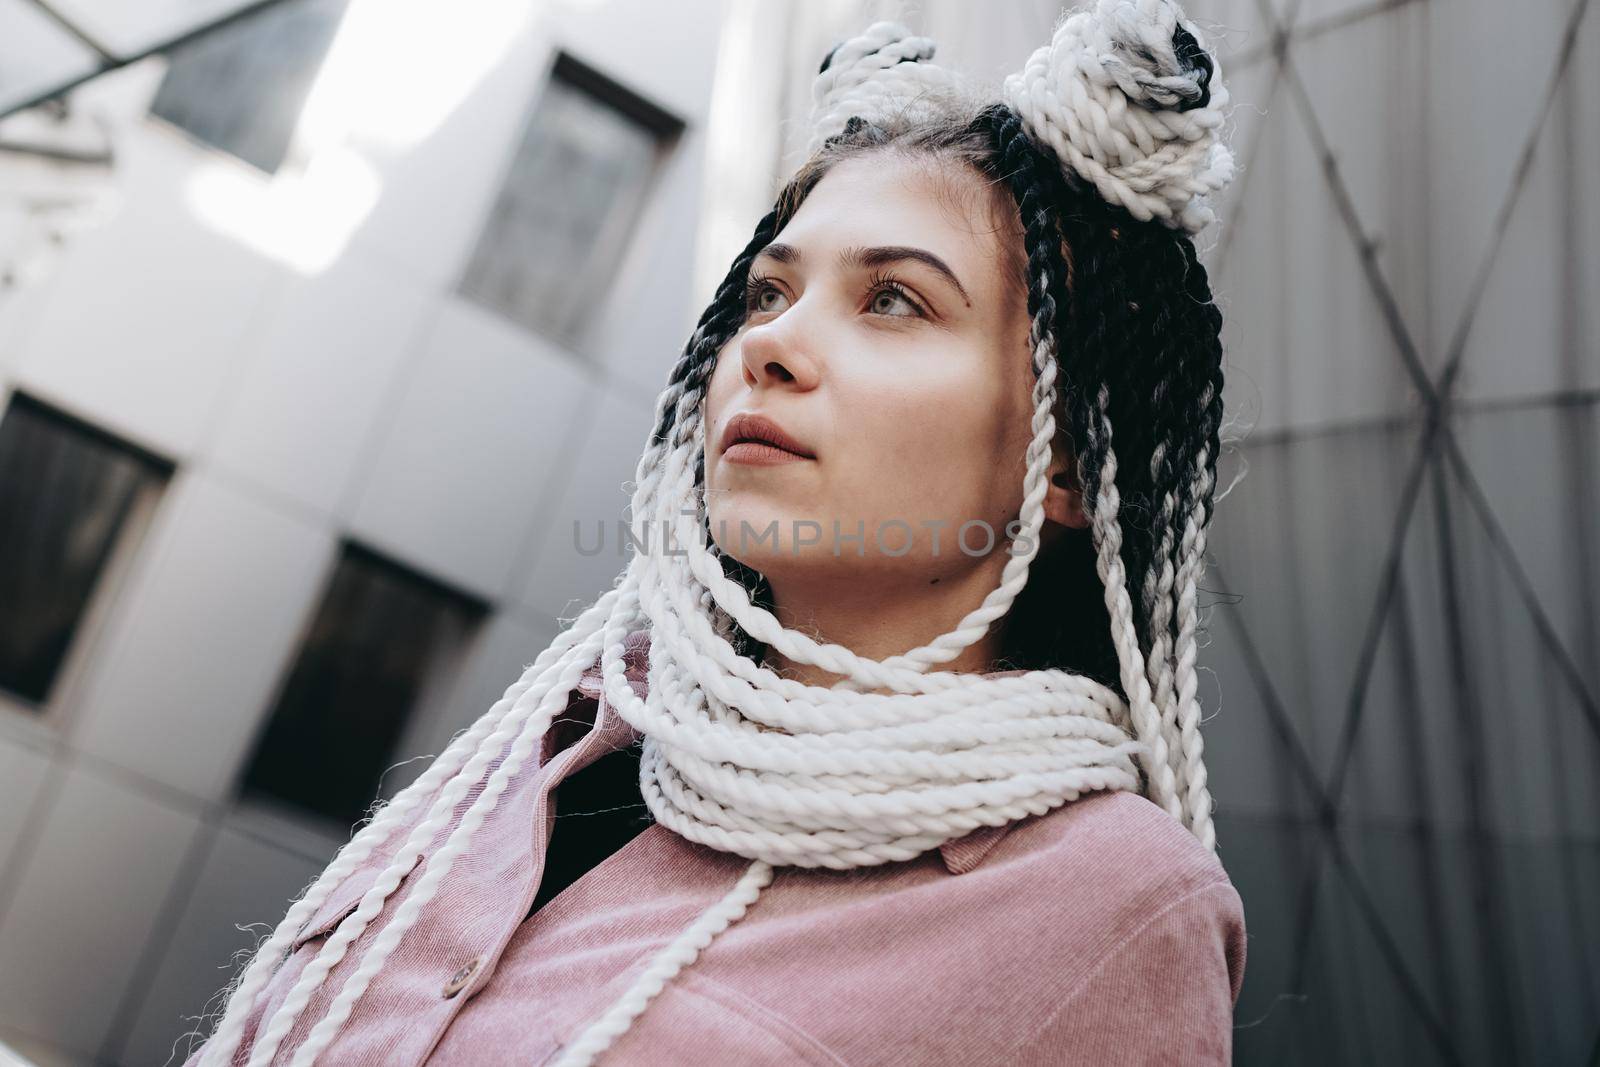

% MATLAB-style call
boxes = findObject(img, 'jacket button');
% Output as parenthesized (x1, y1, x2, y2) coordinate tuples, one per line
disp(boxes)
(441, 955, 484, 999)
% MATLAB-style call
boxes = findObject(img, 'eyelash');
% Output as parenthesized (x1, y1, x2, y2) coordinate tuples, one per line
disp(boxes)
(742, 270, 926, 319)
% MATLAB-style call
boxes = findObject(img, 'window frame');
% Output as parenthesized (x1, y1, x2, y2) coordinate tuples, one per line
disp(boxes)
(0, 388, 175, 741)
(142, 0, 352, 176)
(231, 538, 490, 844)
(455, 48, 687, 352)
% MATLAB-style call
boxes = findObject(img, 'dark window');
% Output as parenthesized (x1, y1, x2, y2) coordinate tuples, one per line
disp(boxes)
(240, 542, 487, 829)
(147, 0, 350, 174)
(0, 393, 172, 705)
(458, 51, 685, 346)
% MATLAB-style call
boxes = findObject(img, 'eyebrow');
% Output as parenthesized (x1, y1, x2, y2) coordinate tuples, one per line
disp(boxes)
(754, 242, 972, 306)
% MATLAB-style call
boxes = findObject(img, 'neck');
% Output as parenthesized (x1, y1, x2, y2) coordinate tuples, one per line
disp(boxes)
(759, 562, 1008, 690)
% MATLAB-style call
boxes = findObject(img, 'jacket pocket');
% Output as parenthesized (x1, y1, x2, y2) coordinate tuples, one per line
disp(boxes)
(288, 849, 423, 951)
(540, 967, 848, 1066)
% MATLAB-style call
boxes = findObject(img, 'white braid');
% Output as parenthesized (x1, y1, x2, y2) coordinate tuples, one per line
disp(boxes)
(1171, 399, 1220, 849)
(1141, 453, 1189, 809)
(1084, 387, 1184, 824)
(806, 22, 965, 156)
(194, 5, 1236, 1063)
(1140, 442, 1220, 845)
(1001, 0, 1234, 234)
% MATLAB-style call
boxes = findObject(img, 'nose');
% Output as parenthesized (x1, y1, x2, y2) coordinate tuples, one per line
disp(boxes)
(738, 310, 822, 392)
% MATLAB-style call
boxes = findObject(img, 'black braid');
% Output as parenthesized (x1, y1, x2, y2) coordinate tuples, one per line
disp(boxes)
(652, 207, 783, 449)
(665, 207, 787, 662)
(1123, 215, 1226, 659)
(1120, 228, 1204, 643)
(1170, 23, 1214, 112)
(977, 105, 1121, 690)
(976, 106, 1226, 681)
(1175, 236, 1228, 588)
(672, 99, 1226, 684)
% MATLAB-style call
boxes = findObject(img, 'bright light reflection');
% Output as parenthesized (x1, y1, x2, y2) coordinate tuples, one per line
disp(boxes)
(184, 0, 537, 275)
(299, 0, 536, 153)
(186, 146, 379, 274)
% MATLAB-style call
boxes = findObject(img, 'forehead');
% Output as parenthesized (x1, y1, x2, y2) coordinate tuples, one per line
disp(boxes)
(768, 153, 1015, 299)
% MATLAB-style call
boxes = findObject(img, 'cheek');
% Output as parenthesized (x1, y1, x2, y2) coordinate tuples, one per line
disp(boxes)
(704, 343, 737, 407)
(702, 344, 743, 443)
(833, 355, 1018, 517)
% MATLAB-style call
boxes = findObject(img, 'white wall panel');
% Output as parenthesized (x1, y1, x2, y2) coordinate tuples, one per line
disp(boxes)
(115, 820, 329, 1067)
(71, 469, 333, 802)
(12, 133, 283, 459)
(348, 297, 592, 600)
(0, 764, 201, 1058)
(517, 386, 655, 623)
(0, 735, 51, 879)
(209, 250, 433, 516)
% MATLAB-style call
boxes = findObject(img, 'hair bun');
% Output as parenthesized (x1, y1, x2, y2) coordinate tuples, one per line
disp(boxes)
(1002, 0, 1235, 234)
(807, 21, 962, 155)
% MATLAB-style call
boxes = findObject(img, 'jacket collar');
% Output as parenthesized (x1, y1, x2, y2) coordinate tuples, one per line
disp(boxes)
(937, 822, 1013, 874)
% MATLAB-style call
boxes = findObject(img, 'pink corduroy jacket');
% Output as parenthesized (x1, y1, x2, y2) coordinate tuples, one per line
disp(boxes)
(184, 631, 1247, 1065)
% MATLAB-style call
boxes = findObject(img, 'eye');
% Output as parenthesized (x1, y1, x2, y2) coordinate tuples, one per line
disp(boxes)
(743, 273, 790, 316)
(742, 270, 928, 320)
(865, 271, 925, 319)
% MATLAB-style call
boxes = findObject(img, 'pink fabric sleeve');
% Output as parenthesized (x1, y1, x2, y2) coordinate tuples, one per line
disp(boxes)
(1010, 879, 1247, 1066)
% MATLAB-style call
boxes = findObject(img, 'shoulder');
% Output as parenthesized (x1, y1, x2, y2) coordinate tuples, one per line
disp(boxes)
(987, 792, 1248, 1062)
(1006, 789, 1237, 904)
(980, 788, 1246, 990)
(1030, 790, 1228, 889)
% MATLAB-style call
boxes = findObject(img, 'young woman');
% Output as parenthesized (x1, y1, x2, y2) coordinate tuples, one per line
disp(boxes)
(186, 2, 1246, 1063)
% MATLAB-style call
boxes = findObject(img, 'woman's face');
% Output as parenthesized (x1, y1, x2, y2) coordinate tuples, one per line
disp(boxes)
(702, 152, 1075, 588)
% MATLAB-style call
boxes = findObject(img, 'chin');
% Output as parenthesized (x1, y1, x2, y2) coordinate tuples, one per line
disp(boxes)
(708, 503, 833, 569)
(707, 510, 937, 585)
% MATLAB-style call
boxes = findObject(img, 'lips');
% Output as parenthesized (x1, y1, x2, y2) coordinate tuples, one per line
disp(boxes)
(719, 412, 815, 459)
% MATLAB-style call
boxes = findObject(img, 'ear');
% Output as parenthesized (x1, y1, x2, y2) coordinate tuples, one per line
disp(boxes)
(1045, 450, 1091, 530)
